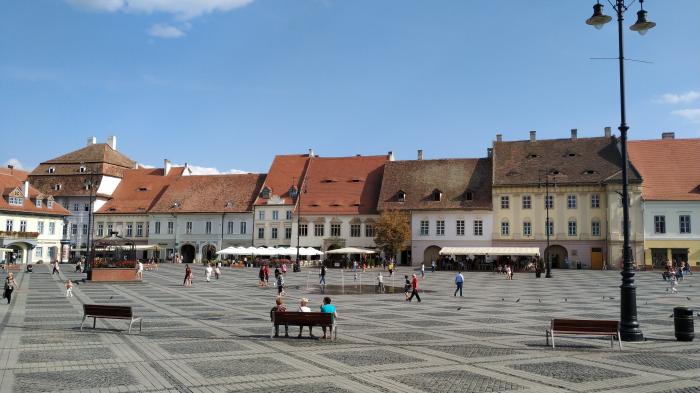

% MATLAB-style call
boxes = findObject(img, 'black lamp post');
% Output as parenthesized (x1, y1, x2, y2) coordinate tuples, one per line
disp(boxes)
(82, 163, 97, 274)
(538, 169, 556, 278)
(585, 0, 655, 342)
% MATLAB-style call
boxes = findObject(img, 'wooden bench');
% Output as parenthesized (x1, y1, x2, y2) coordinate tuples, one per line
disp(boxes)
(80, 304, 143, 334)
(1, 264, 21, 271)
(546, 319, 621, 350)
(271, 311, 336, 340)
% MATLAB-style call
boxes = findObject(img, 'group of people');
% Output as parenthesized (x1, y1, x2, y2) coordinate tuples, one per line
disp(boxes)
(496, 264, 515, 280)
(271, 296, 338, 339)
(257, 264, 288, 295)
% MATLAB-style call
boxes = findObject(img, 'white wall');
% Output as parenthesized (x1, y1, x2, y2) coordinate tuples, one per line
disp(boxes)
(643, 201, 700, 240)
(96, 176, 121, 196)
(290, 214, 379, 250)
(0, 212, 65, 263)
(253, 205, 294, 246)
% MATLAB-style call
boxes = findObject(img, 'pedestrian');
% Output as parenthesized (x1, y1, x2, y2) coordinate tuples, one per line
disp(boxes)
(258, 266, 266, 287)
(421, 263, 425, 278)
(263, 264, 270, 286)
(281, 263, 288, 275)
(431, 259, 436, 272)
(454, 271, 464, 297)
(184, 264, 192, 287)
(277, 272, 285, 295)
(205, 263, 213, 282)
(214, 264, 221, 280)
(505, 265, 512, 280)
(319, 265, 327, 286)
(75, 260, 82, 273)
(352, 260, 357, 273)
(388, 262, 394, 277)
(320, 296, 338, 340)
(297, 298, 314, 338)
(408, 274, 421, 302)
(403, 275, 412, 301)
(65, 279, 74, 297)
(52, 260, 59, 275)
(136, 260, 144, 280)
(376, 272, 384, 293)
(671, 274, 679, 294)
(3, 273, 17, 304)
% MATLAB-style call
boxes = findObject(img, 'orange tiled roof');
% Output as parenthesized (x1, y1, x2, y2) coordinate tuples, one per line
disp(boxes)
(96, 167, 186, 214)
(150, 174, 266, 213)
(628, 138, 700, 201)
(0, 171, 69, 216)
(254, 155, 310, 206)
(299, 155, 387, 215)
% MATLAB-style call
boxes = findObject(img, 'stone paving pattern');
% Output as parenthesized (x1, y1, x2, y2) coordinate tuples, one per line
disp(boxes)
(0, 264, 699, 392)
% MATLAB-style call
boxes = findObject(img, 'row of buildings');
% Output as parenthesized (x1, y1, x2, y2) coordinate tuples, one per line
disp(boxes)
(1, 130, 698, 270)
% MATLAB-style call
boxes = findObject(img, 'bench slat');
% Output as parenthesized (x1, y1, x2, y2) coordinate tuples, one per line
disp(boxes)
(84, 304, 133, 318)
(273, 312, 333, 326)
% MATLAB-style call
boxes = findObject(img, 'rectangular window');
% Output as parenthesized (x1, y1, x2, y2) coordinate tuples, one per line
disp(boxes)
(568, 220, 577, 236)
(136, 223, 144, 237)
(9, 196, 23, 206)
(272, 210, 279, 220)
(567, 195, 577, 209)
(654, 215, 666, 234)
(73, 203, 79, 211)
(522, 195, 531, 209)
(84, 203, 90, 212)
(71, 224, 77, 235)
(258, 227, 265, 239)
(473, 220, 483, 236)
(365, 224, 375, 237)
(35, 199, 41, 208)
(546, 219, 554, 236)
(126, 224, 133, 237)
(285, 227, 292, 239)
(545, 195, 554, 209)
(680, 215, 691, 234)
(167, 221, 174, 235)
(37, 221, 44, 234)
(240, 221, 247, 234)
(97, 224, 104, 237)
(5, 219, 12, 232)
(523, 221, 532, 236)
(47, 200, 53, 209)
(350, 224, 361, 237)
(227, 221, 234, 235)
(331, 224, 341, 237)
(19, 220, 27, 232)
(186, 222, 192, 234)
(591, 194, 600, 208)
(420, 220, 429, 236)
(501, 221, 509, 236)
(205, 221, 212, 234)
(286, 210, 293, 220)
(299, 224, 308, 237)
(107, 224, 113, 235)
(314, 223, 325, 237)
(258, 210, 265, 220)
(49, 222, 56, 235)
(500, 195, 510, 209)
(154, 221, 161, 235)
(456, 220, 465, 236)
(35, 247, 43, 258)
(436, 220, 445, 236)
(271, 227, 278, 239)
(591, 221, 601, 236)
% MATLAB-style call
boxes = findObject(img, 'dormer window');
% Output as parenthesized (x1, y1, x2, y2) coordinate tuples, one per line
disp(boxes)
(261, 187, 271, 199)
(171, 201, 181, 208)
(225, 201, 234, 208)
(79, 166, 87, 173)
(465, 191, 473, 201)
(321, 178, 337, 183)
(35, 199, 42, 208)
(85, 184, 92, 190)
(506, 170, 521, 177)
(54, 184, 62, 191)
(397, 190, 407, 202)
(289, 186, 298, 198)
(564, 152, 578, 158)
(9, 196, 23, 206)
(47, 199, 53, 209)
(137, 187, 148, 192)
(550, 169, 561, 175)
(48, 166, 55, 173)
(108, 207, 117, 212)
(350, 179, 362, 183)
(432, 189, 442, 202)
(526, 153, 539, 159)
(582, 169, 598, 175)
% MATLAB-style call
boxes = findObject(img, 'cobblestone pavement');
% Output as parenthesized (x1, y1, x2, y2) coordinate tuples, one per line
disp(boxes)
(1, 264, 699, 393)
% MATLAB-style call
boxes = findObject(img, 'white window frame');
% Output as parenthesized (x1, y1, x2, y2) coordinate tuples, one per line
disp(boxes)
(568, 220, 577, 236)
(419, 220, 429, 236)
(473, 219, 483, 236)
(567, 195, 577, 209)
(591, 194, 600, 208)
(522, 195, 531, 209)
(456, 220, 465, 236)
(523, 221, 532, 237)
(500, 195, 510, 209)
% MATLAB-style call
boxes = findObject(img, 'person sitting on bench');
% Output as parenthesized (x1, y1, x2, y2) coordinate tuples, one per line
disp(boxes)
(271, 296, 288, 338)
(320, 296, 338, 340)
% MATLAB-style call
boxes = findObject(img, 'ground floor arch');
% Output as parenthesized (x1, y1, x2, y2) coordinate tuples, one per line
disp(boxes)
(545, 245, 568, 269)
(4, 242, 34, 264)
(202, 244, 217, 262)
(181, 244, 196, 264)
(423, 245, 441, 265)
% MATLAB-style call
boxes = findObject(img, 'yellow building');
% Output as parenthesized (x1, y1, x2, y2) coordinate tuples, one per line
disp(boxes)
(491, 129, 644, 269)
(629, 135, 700, 270)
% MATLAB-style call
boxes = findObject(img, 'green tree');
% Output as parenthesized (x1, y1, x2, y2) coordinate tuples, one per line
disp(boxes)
(374, 210, 410, 258)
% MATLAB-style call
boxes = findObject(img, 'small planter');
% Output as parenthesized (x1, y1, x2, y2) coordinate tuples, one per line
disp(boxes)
(90, 268, 141, 282)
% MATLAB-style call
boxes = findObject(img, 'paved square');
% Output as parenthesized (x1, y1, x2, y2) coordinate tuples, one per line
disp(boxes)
(0, 264, 699, 392)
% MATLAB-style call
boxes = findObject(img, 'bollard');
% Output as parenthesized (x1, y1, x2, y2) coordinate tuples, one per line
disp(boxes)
(673, 307, 695, 342)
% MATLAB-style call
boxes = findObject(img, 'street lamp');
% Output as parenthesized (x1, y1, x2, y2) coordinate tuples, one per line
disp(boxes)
(538, 169, 556, 278)
(585, 0, 655, 342)
(82, 163, 97, 275)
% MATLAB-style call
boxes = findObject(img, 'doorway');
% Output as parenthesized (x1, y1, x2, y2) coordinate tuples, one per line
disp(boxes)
(180, 244, 196, 264)
(544, 245, 568, 269)
(591, 247, 603, 270)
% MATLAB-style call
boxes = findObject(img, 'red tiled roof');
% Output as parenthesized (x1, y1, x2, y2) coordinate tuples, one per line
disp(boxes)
(378, 158, 492, 211)
(0, 171, 69, 216)
(299, 155, 387, 215)
(0, 168, 28, 181)
(34, 143, 135, 168)
(96, 167, 186, 214)
(254, 155, 310, 206)
(150, 174, 266, 213)
(628, 138, 700, 201)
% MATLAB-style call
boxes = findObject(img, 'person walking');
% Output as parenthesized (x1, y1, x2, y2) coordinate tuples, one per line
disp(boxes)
(3, 273, 17, 304)
(258, 266, 266, 287)
(136, 260, 144, 280)
(319, 265, 327, 286)
(183, 264, 193, 287)
(376, 272, 384, 293)
(403, 275, 412, 301)
(263, 264, 270, 286)
(205, 263, 213, 282)
(52, 260, 59, 275)
(431, 259, 436, 273)
(214, 264, 221, 280)
(408, 274, 421, 302)
(421, 263, 425, 278)
(277, 272, 285, 295)
(388, 262, 394, 277)
(65, 280, 74, 297)
(454, 271, 464, 297)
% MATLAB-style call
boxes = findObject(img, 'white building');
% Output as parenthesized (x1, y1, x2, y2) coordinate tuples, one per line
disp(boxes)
(1, 167, 69, 264)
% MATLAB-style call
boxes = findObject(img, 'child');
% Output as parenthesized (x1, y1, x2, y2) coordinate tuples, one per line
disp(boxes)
(376, 272, 384, 293)
(214, 264, 221, 280)
(277, 273, 285, 295)
(403, 275, 412, 301)
(65, 280, 74, 298)
(205, 263, 213, 282)
(671, 274, 679, 294)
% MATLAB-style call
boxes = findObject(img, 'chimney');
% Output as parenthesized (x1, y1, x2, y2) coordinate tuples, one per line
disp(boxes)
(87, 136, 96, 146)
(529, 130, 536, 142)
(661, 132, 675, 140)
(107, 135, 117, 150)
(487, 147, 493, 157)
(604, 126, 612, 137)
(23, 180, 30, 198)
(496, 134, 503, 142)
(308, 148, 315, 158)
(388, 151, 395, 161)
(571, 128, 578, 140)
(417, 149, 424, 160)
(164, 159, 172, 176)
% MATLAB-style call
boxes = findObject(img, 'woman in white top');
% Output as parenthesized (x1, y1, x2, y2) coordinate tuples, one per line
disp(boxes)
(297, 298, 314, 338)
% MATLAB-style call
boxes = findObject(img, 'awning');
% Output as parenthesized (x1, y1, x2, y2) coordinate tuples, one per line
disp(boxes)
(439, 247, 540, 256)
(325, 247, 376, 255)
(0, 248, 15, 252)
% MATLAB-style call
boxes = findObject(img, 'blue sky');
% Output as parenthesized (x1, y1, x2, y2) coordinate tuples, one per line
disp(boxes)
(1, 0, 699, 174)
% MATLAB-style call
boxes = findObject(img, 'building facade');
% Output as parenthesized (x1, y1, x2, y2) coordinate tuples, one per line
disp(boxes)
(1, 167, 69, 264)
(629, 135, 700, 269)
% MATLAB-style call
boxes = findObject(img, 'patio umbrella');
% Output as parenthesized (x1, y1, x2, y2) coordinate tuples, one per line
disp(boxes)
(325, 247, 376, 255)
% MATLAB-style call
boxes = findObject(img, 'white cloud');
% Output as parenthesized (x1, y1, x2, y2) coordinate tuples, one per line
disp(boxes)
(656, 91, 700, 104)
(66, 0, 253, 20)
(188, 165, 249, 175)
(672, 108, 700, 123)
(148, 23, 185, 38)
(136, 163, 155, 169)
(3, 158, 26, 170)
